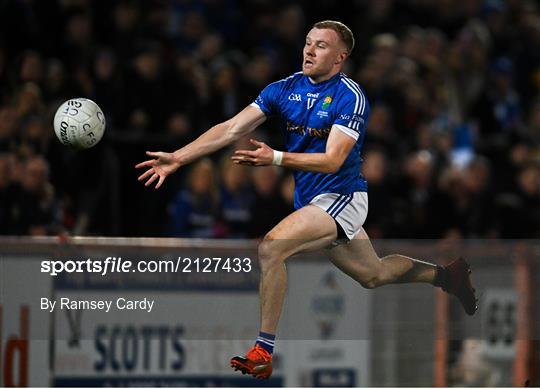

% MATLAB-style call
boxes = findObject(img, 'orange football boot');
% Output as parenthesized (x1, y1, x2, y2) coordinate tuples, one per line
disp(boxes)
(230, 344, 273, 379)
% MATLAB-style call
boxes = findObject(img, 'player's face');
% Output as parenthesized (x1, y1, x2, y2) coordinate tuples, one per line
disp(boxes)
(303, 28, 347, 82)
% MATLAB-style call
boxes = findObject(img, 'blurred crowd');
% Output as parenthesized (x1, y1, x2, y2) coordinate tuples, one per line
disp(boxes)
(0, 0, 539, 238)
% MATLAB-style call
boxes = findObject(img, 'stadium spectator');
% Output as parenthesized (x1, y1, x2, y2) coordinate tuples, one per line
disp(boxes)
(496, 162, 540, 238)
(124, 42, 170, 133)
(471, 57, 523, 154)
(395, 150, 437, 237)
(168, 158, 221, 238)
(206, 63, 242, 124)
(92, 49, 124, 129)
(249, 165, 292, 238)
(218, 156, 255, 238)
(169, 55, 205, 131)
(2, 155, 62, 235)
(361, 148, 393, 238)
(430, 156, 496, 238)
(44, 59, 72, 102)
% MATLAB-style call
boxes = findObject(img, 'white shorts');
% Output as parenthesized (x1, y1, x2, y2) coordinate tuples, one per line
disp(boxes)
(309, 192, 368, 241)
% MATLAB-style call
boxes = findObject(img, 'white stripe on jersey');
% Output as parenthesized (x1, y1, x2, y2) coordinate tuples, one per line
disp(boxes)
(339, 77, 365, 130)
(341, 75, 366, 116)
(341, 77, 366, 120)
(339, 78, 361, 129)
(334, 124, 360, 141)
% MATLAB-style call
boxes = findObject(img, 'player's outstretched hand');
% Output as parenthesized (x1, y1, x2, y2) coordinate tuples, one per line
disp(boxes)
(135, 151, 180, 189)
(232, 139, 274, 166)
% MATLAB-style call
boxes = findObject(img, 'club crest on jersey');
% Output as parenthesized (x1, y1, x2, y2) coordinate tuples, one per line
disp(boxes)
(322, 95, 333, 109)
(288, 93, 302, 102)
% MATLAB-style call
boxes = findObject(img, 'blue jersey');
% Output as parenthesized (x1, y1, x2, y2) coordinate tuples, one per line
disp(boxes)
(251, 72, 370, 209)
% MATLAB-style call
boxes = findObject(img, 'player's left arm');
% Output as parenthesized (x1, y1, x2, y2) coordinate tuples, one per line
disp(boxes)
(232, 126, 356, 174)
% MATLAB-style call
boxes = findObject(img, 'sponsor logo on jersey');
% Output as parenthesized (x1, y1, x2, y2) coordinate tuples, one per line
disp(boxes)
(351, 114, 365, 125)
(286, 121, 331, 138)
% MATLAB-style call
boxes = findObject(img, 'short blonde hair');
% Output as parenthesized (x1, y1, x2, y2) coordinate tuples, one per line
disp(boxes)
(313, 20, 355, 54)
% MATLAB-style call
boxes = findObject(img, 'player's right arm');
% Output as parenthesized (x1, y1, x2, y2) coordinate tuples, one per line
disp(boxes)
(135, 105, 266, 189)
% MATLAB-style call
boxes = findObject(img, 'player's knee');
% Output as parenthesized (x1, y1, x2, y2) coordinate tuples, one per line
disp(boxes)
(257, 236, 283, 268)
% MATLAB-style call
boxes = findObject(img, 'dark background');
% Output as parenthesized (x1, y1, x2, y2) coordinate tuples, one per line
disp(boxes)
(0, 0, 539, 239)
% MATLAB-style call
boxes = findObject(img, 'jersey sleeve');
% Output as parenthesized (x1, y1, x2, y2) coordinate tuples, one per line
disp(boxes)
(332, 88, 369, 141)
(250, 81, 283, 117)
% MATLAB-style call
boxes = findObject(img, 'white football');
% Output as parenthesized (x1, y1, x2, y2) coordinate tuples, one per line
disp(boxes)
(53, 98, 106, 149)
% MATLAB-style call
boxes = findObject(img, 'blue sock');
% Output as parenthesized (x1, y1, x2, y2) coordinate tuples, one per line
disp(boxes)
(255, 331, 275, 354)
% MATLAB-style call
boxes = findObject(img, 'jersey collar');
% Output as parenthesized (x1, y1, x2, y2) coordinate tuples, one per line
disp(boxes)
(304, 72, 341, 88)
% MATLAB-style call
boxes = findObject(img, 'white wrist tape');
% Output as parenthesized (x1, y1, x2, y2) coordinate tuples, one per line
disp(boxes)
(272, 150, 283, 166)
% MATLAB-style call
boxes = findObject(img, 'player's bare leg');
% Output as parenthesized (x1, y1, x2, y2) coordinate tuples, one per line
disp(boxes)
(231, 205, 338, 378)
(329, 227, 477, 314)
(258, 205, 338, 333)
(329, 228, 436, 287)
